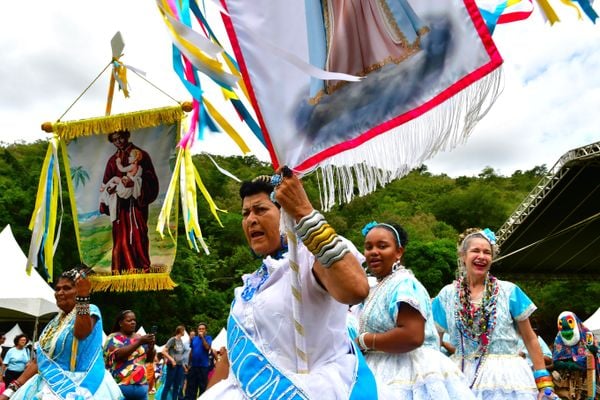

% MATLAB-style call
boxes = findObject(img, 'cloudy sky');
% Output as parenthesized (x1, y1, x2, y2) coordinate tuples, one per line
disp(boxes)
(1, 1, 599, 177)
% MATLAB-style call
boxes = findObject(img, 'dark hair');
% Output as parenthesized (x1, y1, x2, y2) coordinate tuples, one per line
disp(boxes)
(111, 309, 135, 333)
(0, 332, 5, 339)
(239, 178, 274, 201)
(108, 129, 131, 143)
(14, 334, 28, 347)
(59, 263, 90, 283)
(197, 322, 208, 329)
(371, 221, 409, 249)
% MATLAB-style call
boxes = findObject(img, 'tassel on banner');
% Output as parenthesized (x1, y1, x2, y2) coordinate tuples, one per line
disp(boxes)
(27, 137, 62, 281)
(157, 145, 227, 254)
(89, 272, 177, 292)
(51, 105, 185, 140)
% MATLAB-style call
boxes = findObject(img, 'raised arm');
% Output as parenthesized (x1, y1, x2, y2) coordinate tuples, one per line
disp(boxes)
(274, 170, 369, 305)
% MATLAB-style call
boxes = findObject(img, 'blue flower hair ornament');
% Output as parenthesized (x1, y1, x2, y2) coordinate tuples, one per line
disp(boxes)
(481, 228, 497, 245)
(361, 221, 379, 237)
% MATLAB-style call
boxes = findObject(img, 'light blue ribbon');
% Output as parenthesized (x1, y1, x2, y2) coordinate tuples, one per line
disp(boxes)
(36, 343, 104, 399)
(227, 313, 377, 399)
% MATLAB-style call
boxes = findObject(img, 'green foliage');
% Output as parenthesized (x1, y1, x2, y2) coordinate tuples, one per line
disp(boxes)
(404, 239, 457, 296)
(2, 142, 586, 344)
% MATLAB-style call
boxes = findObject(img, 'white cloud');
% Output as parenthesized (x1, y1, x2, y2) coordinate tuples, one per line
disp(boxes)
(1, 1, 598, 177)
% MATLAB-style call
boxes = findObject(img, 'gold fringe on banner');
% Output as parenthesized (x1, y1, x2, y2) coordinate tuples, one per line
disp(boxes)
(52, 105, 186, 140)
(89, 273, 177, 292)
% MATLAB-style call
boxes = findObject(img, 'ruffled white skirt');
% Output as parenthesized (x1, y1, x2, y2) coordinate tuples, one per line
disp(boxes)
(365, 346, 477, 400)
(10, 370, 123, 400)
(453, 353, 537, 400)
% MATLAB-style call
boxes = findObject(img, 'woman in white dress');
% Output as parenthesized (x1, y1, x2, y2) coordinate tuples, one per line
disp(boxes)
(432, 228, 557, 399)
(200, 167, 376, 399)
(355, 221, 476, 400)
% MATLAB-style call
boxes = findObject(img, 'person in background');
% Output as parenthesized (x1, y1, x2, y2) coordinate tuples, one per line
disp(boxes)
(356, 221, 475, 399)
(185, 323, 212, 399)
(104, 310, 156, 399)
(0, 266, 122, 400)
(2, 335, 29, 387)
(433, 228, 556, 399)
(160, 325, 186, 400)
(0, 333, 6, 368)
(0, 334, 4, 395)
(146, 352, 158, 395)
(180, 329, 195, 400)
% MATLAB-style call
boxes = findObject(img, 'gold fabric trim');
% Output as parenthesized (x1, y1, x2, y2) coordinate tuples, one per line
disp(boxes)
(53, 104, 185, 140)
(89, 272, 177, 292)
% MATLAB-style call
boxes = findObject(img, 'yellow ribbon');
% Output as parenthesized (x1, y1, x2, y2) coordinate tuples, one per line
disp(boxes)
(157, 1, 236, 85)
(558, 0, 583, 19)
(27, 138, 61, 280)
(536, 0, 561, 24)
(202, 97, 251, 154)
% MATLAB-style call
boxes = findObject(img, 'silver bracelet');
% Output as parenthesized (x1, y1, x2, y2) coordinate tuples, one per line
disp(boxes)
(295, 210, 323, 239)
(76, 302, 90, 315)
(358, 332, 369, 352)
(318, 238, 350, 268)
(3, 388, 15, 398)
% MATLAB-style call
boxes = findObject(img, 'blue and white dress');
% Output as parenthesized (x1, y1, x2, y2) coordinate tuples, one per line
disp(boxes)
(12, 304, 123, 400)
(432, 279, 538, 400)
(357, 267, 476, 400)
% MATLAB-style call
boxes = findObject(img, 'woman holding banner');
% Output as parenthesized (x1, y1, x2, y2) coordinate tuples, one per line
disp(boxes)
(0, 266, 122, 400)
(201, 168, 376, 399)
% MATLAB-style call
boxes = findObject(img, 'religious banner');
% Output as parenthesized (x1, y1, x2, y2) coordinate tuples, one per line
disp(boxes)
(215, 0, 503, 206)
(30, 106, 181, 291)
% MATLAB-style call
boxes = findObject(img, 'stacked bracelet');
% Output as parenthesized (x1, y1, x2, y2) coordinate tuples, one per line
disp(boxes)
(75, 294, 91, 316)
(533, 369, 553, 390)
(296, 210, 350, 268)
(76, 302, 90, 315)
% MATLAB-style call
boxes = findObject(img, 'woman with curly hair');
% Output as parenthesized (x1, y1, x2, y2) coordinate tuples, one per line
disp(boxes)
(432, 228, 555, 399)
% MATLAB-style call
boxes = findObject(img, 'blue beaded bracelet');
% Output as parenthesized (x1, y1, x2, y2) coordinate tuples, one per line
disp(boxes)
(533, 369, 550, 379)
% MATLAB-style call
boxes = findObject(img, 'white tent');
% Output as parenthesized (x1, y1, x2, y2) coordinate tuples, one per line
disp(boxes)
(0, 225, 59, 339)
(211, 328, 227, 351)
(3, 323, 24, 348)
(137, 326, 147, 336)
(583, 307, 600, 336)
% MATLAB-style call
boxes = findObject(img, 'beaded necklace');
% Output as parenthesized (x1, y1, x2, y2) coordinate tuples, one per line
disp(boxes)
(455, 273, 499, 388)
(39, 308, 76, 357)
(358, 264, 405, 334)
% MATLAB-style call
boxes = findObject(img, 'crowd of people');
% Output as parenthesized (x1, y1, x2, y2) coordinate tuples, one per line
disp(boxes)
(0, 170, 597, 400)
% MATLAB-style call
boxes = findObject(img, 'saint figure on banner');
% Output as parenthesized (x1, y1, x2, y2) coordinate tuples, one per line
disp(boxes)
(307, 0, 429, 101)
(99, 130, 159, 274)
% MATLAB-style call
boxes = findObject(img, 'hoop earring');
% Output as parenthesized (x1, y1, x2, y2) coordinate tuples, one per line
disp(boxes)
(392, 259, 402, 272)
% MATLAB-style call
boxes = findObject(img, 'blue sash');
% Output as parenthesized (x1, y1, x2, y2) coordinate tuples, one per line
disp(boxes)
(227, 314, 378, 399)
(36, 342, 105, 399)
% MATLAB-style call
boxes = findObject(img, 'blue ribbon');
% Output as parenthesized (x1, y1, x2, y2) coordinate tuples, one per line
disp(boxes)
(573, 0, 598, 22)
(36, 343, 104, 399)
(227, 314, 309, 399)
(227, 313, 377, 399)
